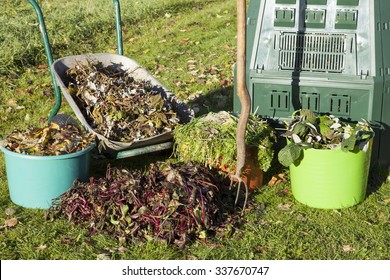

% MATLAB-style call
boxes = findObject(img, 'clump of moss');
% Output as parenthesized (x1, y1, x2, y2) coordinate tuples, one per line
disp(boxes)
(173, 111, 276, 172)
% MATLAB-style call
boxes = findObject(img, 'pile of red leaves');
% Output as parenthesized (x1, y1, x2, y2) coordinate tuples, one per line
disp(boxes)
(48, 162, 242, 247)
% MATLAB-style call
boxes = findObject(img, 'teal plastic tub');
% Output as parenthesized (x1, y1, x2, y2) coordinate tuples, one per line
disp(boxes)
(0, 144, 95, 209)
(289, 141, 372, 209)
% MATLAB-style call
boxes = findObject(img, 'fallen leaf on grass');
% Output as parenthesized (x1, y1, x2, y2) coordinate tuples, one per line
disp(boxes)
(333, 210, 342, 216)
(219, 79, 229, 86)
(27, 86, 34, 95)
(296, 214, 308, 222)
(41, 90, 51, 97)
(259, 220, 270, 226)
(187, 59, 197, 66)
(268, 173, 287, 186)
(5, 207, 16, 216)
(15, 88, 25, 95)
(198, 230, 207, 239)
(277, 189, 290, 196)
(96, 253, 110, 260)
(378, 198, 390, 206)
(5, 218, 18, 228)
(255, 246, 266, 254)
(117, 246, 127, 252)
(377, 211, 388, 223)
(60, 237, 75, 246)
(34, 245, 47, 251)
(342, 245, 353, 253)
(6, 98, 17, 106)
(277, 203, 292, 211)
(180, 39, 190, 45)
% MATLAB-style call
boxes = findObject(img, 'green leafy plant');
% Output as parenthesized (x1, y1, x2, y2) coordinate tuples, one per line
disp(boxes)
(173, 111, 276, 172)
(278, 109, 374, 167)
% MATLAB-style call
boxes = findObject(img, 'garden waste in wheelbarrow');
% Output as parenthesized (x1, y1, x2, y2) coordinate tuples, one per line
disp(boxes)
(52, 53, 194, 157)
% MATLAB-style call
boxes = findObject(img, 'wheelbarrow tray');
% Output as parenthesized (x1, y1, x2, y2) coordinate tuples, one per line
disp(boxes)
(52, 53, 194, 156)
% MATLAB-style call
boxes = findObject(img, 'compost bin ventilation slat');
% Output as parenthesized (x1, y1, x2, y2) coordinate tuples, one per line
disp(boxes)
(279, 32, 346, 73)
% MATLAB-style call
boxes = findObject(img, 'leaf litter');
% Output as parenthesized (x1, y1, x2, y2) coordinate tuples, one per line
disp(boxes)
(66, 59, 184, 143)
(342, 244, 354, 253)
(2, 122, 95, 156)
(34, 244, 48, 251)
(47, 162, 243, 247)
(5, 207, 16, 216)
(277, 203, 292, 211)
(268, 173, 287, 187)
(4, 218, 18, 228)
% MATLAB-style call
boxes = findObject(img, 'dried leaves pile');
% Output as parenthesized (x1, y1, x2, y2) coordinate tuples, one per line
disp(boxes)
(2, 122, 95, 156)
(66, 60, 181, 142)
(48, 162, 241, 246)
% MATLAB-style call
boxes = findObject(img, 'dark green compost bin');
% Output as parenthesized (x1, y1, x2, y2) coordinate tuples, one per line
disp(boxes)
(234, 0, 390, 166)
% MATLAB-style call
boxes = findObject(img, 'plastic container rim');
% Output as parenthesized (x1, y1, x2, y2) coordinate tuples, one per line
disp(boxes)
(286, 138, 373, 153)
(0, 142, 96, 160)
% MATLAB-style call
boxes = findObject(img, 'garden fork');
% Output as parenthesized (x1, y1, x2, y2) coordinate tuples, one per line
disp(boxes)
(230, 0, 251, 214)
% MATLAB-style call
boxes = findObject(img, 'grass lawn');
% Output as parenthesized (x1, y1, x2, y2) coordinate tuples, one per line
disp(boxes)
(0, 0, 389, 260)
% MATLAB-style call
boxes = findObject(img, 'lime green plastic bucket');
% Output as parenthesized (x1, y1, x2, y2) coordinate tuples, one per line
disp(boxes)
(0, 144, 95, 209)
(289, 142, 372, 209)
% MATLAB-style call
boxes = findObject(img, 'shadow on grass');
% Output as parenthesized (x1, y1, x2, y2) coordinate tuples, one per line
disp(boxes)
(89, 148, 173, 178)
(187, 86, 234, 117)
(367, 163, 389, 197)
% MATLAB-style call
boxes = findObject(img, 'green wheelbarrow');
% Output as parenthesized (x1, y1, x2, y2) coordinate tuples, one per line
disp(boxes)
(28, 0, 194, 159)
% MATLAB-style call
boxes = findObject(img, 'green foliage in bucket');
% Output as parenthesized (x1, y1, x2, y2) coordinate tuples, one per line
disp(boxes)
(173, 111, 276, 172)
(278, 109, 375, 167)
(1, 122, 96, 156)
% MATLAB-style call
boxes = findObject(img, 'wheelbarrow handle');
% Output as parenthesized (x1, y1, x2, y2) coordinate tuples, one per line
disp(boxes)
(28, 0, 124, 120)
(28, 0, 61, 121)
(113, 0, 123, 56)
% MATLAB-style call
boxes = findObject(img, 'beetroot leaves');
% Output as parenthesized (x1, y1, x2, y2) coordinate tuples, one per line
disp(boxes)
(48, 162, 242, 247)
